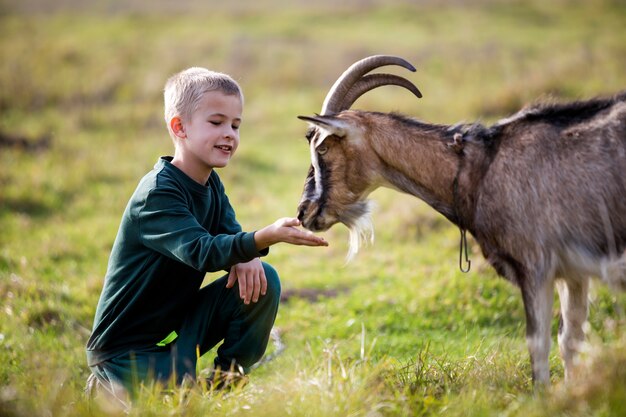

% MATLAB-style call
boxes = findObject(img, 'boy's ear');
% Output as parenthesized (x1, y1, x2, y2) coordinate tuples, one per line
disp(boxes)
(170, 117, 186, 139)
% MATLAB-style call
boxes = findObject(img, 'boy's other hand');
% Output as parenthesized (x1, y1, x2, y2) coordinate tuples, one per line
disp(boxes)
(226, 258, 267, 304)
(254, 217, 328, 250)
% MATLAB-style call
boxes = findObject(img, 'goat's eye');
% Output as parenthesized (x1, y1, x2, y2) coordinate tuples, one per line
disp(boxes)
(317, 144, 328, 155)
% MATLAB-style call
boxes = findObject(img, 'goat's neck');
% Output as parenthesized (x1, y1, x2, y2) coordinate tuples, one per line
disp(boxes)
(368, 122, 463, 224)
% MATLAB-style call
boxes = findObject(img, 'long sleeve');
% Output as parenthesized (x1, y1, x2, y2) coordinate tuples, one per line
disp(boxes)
(136, 184, 259, 273)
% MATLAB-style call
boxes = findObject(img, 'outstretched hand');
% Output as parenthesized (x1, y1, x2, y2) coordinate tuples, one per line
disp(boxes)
(254, 217, 328, 250)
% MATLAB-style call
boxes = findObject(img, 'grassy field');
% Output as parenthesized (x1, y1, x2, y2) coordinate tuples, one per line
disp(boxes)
(1, 1, 626, 416)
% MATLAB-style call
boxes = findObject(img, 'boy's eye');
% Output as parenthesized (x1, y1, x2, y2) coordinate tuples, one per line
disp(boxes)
(210, 121, 221, 126)
(232, 124, 240, 130)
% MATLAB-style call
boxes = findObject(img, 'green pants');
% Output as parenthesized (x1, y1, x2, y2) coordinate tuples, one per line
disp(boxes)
(89, 262, 280, 393)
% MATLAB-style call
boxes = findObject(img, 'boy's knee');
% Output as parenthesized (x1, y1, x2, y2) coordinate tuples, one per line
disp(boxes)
(262, 262, 281, 299)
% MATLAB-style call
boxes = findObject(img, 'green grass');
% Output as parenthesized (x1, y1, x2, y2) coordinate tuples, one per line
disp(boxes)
(1, 1, 626, 416)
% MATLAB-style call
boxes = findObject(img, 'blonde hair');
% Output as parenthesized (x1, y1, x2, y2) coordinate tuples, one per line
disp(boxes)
(163, 67, 243, 138)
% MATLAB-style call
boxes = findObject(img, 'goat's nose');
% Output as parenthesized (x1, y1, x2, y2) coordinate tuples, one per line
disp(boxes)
(297, 200, 309, 222)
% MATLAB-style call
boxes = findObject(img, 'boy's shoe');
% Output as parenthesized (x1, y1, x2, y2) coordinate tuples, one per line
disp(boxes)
(84, 373, 131, 412)
(200, 364, 249, 391)
(84, 373, 99, 398)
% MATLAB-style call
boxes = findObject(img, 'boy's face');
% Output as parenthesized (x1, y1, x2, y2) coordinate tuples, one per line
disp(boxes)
(175, 90, 242, 173)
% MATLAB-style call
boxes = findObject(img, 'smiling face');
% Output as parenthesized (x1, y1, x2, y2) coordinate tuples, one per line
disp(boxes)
(171, 90, 242, 184)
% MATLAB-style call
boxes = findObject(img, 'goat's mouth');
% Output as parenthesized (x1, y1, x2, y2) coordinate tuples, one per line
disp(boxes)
(299, 211, 337, 233)
(304, 222, 332, 233)
(299, 199, 375, 261)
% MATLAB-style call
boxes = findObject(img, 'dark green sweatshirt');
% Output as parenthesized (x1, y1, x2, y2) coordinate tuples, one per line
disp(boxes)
(86, 157, 267, 366)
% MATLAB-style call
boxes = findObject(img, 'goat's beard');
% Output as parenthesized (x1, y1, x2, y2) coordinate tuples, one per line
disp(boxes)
(338, 200, 375, 262)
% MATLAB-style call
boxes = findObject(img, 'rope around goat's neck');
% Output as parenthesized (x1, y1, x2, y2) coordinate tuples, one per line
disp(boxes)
(450, 134, 471, 273)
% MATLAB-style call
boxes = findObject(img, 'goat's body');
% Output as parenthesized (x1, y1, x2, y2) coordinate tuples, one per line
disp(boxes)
(456, 95, 626, 382)
(367, 95, 626, 285)
(299, 90, 626, 384)
(461, 95, 626, 286)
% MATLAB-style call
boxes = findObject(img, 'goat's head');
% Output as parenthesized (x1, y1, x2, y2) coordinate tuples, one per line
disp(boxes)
(296, 55, 422, 259)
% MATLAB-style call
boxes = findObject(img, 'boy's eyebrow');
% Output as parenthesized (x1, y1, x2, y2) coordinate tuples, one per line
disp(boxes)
(209, 112, 242, 122)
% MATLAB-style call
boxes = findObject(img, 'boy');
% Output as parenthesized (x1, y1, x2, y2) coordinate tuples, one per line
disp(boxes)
(85, 67, 327, 404)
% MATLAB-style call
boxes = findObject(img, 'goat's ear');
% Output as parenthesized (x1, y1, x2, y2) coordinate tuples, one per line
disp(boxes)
(297, 115, 347, 138)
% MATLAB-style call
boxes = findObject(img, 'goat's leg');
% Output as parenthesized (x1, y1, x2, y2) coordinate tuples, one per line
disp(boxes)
(520, 276, 555, 385)
(556, 278, 589, 380)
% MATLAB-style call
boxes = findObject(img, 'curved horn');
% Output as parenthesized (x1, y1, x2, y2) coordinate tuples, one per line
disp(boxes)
(340, 73, 422, 111)
(321, 55, 417, 115)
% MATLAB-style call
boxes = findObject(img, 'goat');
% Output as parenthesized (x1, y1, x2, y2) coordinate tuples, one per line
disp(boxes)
(295, 55, 626, 386)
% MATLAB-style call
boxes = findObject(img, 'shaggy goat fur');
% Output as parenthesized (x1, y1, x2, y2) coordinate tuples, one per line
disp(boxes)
(297, 57, 626, 386)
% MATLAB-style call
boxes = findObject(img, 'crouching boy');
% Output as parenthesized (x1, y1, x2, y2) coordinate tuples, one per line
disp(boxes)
(85, 67, 327, 406)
